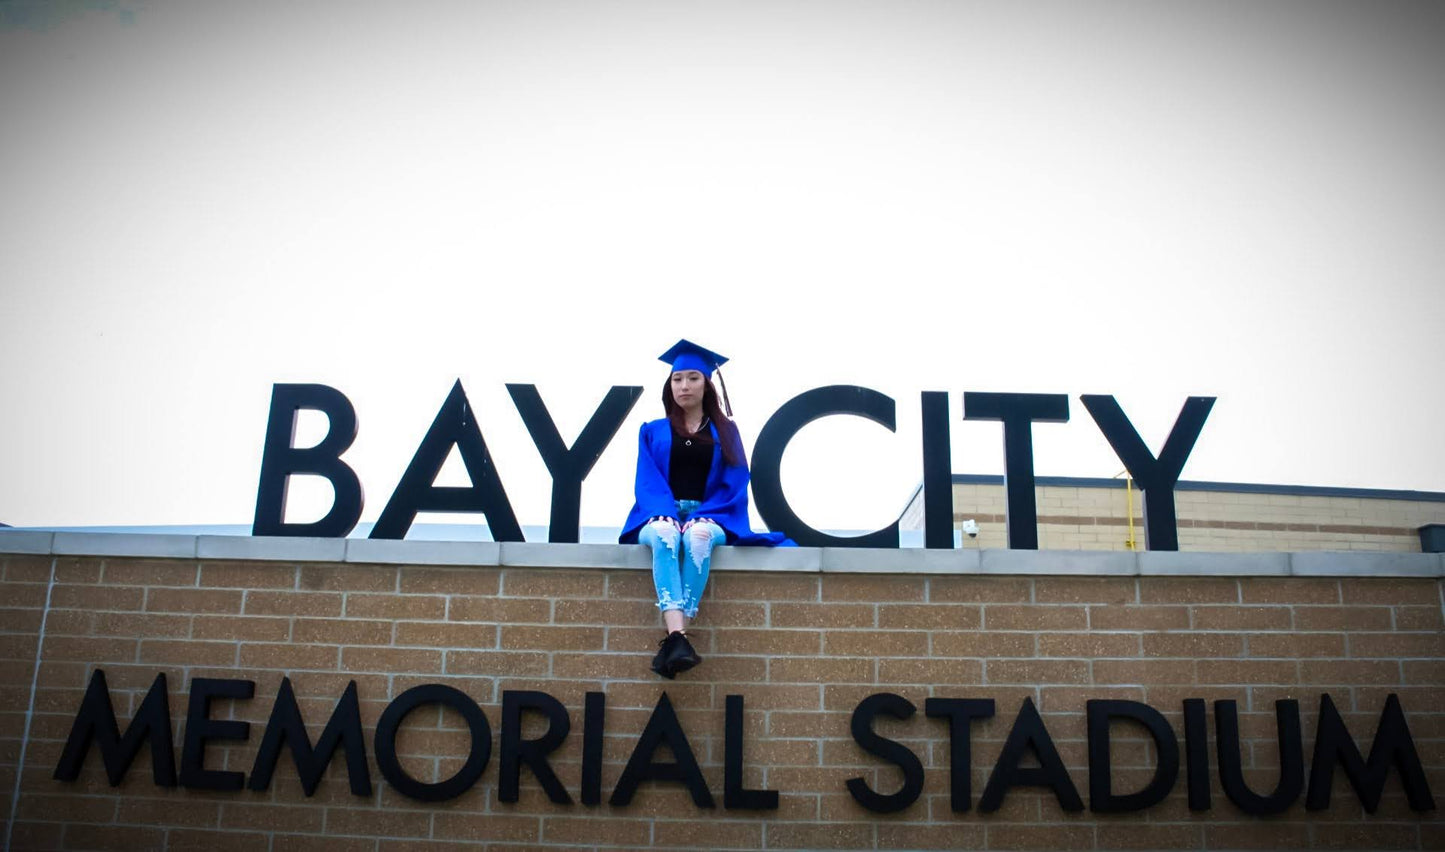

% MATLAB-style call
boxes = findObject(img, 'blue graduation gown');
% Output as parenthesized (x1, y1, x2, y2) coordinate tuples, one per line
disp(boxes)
(618, 418, 795, 547)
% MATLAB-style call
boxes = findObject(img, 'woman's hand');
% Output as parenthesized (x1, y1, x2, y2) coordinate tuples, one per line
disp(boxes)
(648, 516, 681, 532)
(681, 517, 715, 532)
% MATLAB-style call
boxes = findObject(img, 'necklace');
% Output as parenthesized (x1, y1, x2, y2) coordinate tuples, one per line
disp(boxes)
(683, 416, 709, 446)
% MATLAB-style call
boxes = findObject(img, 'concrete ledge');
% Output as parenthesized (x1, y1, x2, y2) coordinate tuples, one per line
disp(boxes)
(1139, 551, 1291, 576)
(3, 531, 1443, 577)
(821, 547, 981, 574)
(199, 535, 346, 563)
(1289, 551, 1444, 577)
(0, 530, 53, 554)
(51, 532, 199, 559)
(345, 538, 500, 566)
(979, 549, 1139, 575)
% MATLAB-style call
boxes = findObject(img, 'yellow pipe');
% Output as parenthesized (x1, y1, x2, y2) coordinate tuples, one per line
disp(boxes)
(1125, 475, 1137, 551)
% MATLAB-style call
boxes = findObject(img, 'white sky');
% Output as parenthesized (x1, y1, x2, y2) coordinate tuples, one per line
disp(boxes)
(2, 1, 1442, 534)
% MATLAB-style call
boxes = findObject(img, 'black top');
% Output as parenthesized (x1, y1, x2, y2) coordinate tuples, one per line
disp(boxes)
(668, 424, 714, 501)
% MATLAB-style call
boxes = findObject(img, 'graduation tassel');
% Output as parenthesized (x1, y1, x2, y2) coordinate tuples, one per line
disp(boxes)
(714, 367, 734, 418)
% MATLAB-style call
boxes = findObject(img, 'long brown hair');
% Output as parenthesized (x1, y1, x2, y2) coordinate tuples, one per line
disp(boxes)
(662, 376, 743, 467)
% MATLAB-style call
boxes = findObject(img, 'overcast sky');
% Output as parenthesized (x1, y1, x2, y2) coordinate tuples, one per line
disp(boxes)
(2, 1, 1442, 535)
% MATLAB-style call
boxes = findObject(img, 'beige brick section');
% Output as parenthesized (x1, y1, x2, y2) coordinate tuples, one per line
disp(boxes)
(2, 557, 1441, 850)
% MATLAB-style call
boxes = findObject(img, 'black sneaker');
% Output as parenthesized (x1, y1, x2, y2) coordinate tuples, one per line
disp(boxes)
(662, 631, 701, 675)
(651, 633, 679, 679)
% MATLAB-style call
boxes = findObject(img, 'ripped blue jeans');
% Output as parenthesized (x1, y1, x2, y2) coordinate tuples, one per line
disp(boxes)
(638, 499, 727, 618)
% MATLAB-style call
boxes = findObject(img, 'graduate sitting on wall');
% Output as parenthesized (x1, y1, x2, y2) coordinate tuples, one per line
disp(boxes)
(618, 340, 795, 679)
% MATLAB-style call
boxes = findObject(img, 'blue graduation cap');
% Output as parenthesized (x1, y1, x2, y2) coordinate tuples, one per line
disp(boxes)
(658, 339, 728, 378)
(658, 339, 733, 415)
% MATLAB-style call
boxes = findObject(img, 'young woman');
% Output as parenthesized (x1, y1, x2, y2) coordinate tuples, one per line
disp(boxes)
(618, 340, 793, 678)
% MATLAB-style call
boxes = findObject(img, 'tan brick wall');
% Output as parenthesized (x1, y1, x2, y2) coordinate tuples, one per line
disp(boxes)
(3, 554, 1442, 850)
(904, 483, 1445, 552)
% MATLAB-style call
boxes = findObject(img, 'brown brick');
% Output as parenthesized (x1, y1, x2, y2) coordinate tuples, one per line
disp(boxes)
(771, 603, 875, 629)
(728, 683, 821, 710)
(1096, 823, 1202, 849)
(930, 576, 1031, 602)
(1198, 659, 1299, 684)
(55, 584, 146, 611)
(553, 598, 659, 625)
(4, 556, 55, 582)
(1395, 606, 1445, 630)
(766, 821, 873, 849)
(1204, 824, 1313, 849)
(165, 829, 271, 852)
(344, 593, 446, 620)
(690, 601, 768, 627)
(986, 824, 1094, 850)
(102, 558, 197, 587)
(397, 566, 500, 596)
(605, 570, 655, 599)
(1141, 577, 1239, 604)
(342, 647, 443, 673)
(655, 819, 762, 849)
(879, 658, 982, 685)
(822, 574, 925, 602)
(502, 569, 603, 598)
(1342, 578, 1440, 605)
(878, 603, 980, 630)
(987, 659, 1089, 685)
(549, 652, 651, 680)
(93, 612, 190, 638)
(499, 625, 603, 651)
(146, 587, 241, 614)
(326, 807, 433, 837)
(60, 825, 165, 851)
(0, 607, 42, 632)
(1192, 605, 1293, 631)
(244, 590, 342, 617)
(1251, 633, 1346, 658)
(442, 655, 543, 681)
(1034, 577, 1137, 604)
(238, 642, 339, 670)
(710, 572, 820, 601)
(722, 628, 822, 656)
(1350, 632, 1445, 658)
(771, 657, 873, 683)
(41, 636, 137, 663)
(1089, 605, 1189, 630)
(199, 561, 297, 589)
(395, 621, 497, 649)
(285, 618, 386, 646)
(192, 615, 292, 642)
(1312, 823, 1421, 849)
(430, 813, 541, 842)
(1094, 659, 1195, 685)
(824, 630, 928, 656)
(274, 836, 376, 852)
(1300, 659, 1401, 685)
(448, 596, 551, 623)
(876, 824, 987, 850)
(544, 816, 650, 846)
(1142, 632, 1245, 658)
(17, 793, 115, 822)
(0, 633, 37, 661)
(1240, 577, 1340, 604)
(139, 639, 236, 666)
(52, 557, 102, 583)
(1036, 633, 1138, 658)
(220, 803, 325, 833)
(115, 797, 220, 827)
(1293, 605, 1392, 630)
(932, 632, 1036, 657)
(985, 605, 1086, 631)
(7, 823, 63, 851)
(299, 563, 398, 591)
(0, 583, 47, 608)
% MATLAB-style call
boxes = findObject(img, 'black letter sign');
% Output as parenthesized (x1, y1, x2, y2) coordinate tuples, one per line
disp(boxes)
(980, 697, 1084, 812)
(374, 684, 492, 802)
(846, 693, 925, 813)
(507, 384, 642, 543)
(500, 690, 573, 804)
(1080, 395, 1214, 551)
(253, 383, 364, 537)
(1087, 700, 1179, 812)
(962, 392, 1069, 549)
(371, 380, 524, 541)
(248, 678, 371, 797)
(1307, 693, 1435, 812)
(610, 693, 714, 807)
(180, 678, 254, 791)
(54, 670, 176, 787)
(752, 385, 899, 547)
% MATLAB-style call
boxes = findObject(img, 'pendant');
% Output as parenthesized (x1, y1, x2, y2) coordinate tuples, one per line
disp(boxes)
(684, 439, 692, 446)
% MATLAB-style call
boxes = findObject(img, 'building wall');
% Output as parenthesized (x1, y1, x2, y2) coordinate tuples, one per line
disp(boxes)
(899, 480, 1445, 553)
(2, 548, 1442, 851)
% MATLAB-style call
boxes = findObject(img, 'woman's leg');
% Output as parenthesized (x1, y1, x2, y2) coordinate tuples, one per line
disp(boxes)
(679, 520, 727, 618)
(639, 520, 685, 622)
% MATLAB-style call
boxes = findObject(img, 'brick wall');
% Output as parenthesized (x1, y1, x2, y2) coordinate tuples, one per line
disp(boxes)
(2, 552, 1442, 851)
(898, 482, 1445, 552)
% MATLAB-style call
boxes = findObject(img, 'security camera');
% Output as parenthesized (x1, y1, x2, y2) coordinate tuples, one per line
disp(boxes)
(961, 519, 979, 538)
